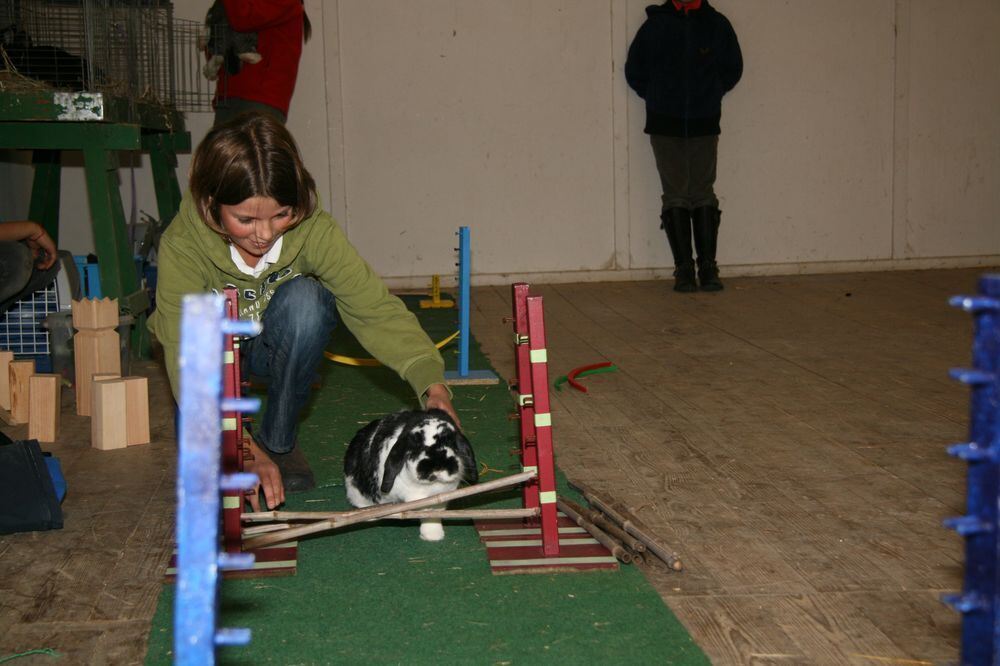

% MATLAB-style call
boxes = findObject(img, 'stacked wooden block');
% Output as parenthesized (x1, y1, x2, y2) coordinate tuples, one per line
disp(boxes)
(0, 298, 150, 450)
(71, 298, 149, 450)
(1, 349, 60, 442)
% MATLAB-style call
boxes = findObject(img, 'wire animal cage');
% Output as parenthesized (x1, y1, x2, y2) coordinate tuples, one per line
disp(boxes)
(0, 0, 213, 115)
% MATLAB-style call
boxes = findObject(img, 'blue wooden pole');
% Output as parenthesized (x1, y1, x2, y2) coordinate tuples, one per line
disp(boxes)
(443, 226, 497, 385)
(174, 294, 260, 665)
(457, 226, 471, 377)
(945, 273, 1000, 665)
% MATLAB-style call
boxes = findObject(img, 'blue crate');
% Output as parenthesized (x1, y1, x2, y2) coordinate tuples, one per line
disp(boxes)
(73, 256, 102, 298)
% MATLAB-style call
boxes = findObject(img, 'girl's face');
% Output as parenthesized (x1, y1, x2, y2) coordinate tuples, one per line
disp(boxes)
(218, 196, 296, 266)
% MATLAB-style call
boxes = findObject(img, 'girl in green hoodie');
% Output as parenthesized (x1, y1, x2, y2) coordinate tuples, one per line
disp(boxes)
(149, 112, 456, 510)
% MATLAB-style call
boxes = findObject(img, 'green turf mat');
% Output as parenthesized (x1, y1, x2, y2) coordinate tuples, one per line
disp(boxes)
(145, 296, 706, 665)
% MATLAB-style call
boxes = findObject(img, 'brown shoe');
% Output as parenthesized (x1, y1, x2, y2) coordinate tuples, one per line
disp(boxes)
(271, 446, 315, 492)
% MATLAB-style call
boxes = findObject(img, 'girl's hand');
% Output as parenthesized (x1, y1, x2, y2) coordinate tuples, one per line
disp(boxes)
(424, 383, 461, 429)
(243, 436, 285, 511)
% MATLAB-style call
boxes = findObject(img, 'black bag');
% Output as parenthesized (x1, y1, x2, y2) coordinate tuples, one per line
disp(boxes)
(0, 436, 64, 534)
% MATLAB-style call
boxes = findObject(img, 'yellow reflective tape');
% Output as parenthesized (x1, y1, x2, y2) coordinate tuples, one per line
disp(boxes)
(222, 496, 242, 509)
(223, 350, 234, 365)
(530, 349, 547, 363)
(222, 417, 237, 431)
(522, 465, 538, 474)
(539, 491, 557, 504)
(534, 413, 552, 428)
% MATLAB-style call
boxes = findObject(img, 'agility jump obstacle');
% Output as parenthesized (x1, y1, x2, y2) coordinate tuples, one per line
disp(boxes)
(444, 226, 499, 386)
(240, 283, 619, 572)
(173, 293, 262, 664)
(166, 288, 299, 581)
(944, 273, 1000, 666)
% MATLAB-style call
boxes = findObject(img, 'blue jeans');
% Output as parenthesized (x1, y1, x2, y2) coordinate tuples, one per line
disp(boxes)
(243, 277, 338, 454)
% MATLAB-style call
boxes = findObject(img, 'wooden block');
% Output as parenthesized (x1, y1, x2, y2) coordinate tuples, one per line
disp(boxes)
(0, 350, 12, 411)
(8, 359, 35, 425)
(92, 378, 127, 451)
(122, 376, 150, 446)
(74, 329, 121, 416)
(28, 374, 60, 442)
(72, 297, 119, 330)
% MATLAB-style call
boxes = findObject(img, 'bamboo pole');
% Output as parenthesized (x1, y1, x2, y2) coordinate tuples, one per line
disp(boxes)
(559, 497, 646, 554)
(243, 507, 539, 523)
(556, 498, 632, 564)
(568, 479, 683, 571)
(242, 523, 292, 537)
(244, 470, 536, 549)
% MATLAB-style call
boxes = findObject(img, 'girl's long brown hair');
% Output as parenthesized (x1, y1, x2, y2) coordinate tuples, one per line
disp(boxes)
(189, 111, 317, 237)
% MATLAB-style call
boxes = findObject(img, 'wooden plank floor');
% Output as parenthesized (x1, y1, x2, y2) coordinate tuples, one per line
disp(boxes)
(0, 360, 176, 665)
(470, 268, 994, 665)
(0, 268, 992, 664)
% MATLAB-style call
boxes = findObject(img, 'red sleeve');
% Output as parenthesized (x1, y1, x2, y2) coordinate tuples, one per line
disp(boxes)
(221, 0, 303, 33)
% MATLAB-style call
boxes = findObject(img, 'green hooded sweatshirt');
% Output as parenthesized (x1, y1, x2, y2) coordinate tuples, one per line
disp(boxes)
(148, 193, 445, 403)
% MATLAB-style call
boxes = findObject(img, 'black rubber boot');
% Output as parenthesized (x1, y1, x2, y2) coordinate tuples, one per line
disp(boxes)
(271, 446, 315, 492)
(660, 208, 697, 293)
(692, 206, 723, 292)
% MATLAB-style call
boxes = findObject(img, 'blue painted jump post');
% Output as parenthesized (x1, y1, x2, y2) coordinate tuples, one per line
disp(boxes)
(174, 294, 261, 665)
(945, 273, 1000, 665)
(444, 226, 498, 385)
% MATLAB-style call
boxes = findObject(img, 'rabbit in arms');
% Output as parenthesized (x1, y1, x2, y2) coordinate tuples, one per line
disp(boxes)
(344, 409, 478, 541)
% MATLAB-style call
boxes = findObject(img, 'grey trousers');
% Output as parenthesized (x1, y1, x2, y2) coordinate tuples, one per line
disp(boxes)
(650, 134, 720, 211)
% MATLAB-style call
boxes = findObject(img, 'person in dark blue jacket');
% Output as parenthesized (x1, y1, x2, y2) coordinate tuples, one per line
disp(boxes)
(626, 0, 742, 292)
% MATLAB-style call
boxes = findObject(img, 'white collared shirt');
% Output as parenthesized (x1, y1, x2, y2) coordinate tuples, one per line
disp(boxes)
(229, 236, 284, 278)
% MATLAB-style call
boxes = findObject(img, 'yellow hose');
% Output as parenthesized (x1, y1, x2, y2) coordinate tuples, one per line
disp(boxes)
(324, 330, 460, 367)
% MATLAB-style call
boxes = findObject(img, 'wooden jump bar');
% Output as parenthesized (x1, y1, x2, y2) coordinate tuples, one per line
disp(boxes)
(569, 479, 684, 571)
(556, 498, 633, 564)
(243, 507, 540, 523)
(241, 509, 539, 540)
(243, 470, 537, 549)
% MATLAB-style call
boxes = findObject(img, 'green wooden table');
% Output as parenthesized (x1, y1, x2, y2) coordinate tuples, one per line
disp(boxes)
(0, 90, 191, 355)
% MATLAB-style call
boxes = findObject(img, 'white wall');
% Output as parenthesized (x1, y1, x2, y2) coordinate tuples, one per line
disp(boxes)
(897, 0, 1000, 260)
(628, 0, 899, 269)
(2, 1, 998, 287)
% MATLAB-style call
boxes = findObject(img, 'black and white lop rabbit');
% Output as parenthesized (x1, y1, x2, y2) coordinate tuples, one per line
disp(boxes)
(344, 409, 478, 541)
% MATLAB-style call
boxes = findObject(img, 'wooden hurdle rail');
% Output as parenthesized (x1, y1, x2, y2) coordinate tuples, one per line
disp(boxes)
(166, 289, 299, 581)
(219, 287, 300, 576)
(511, 283, 561, 556)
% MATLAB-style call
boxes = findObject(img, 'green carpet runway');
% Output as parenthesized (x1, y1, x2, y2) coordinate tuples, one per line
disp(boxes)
(145, 298, 707, 665)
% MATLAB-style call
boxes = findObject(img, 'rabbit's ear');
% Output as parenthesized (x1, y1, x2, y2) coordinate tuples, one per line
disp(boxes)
(454, 432, 478, 485)
(380, 439, 409, 495)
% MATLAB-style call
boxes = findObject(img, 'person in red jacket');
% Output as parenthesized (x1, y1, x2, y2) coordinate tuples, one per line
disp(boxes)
(211, 0, 312, 127)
